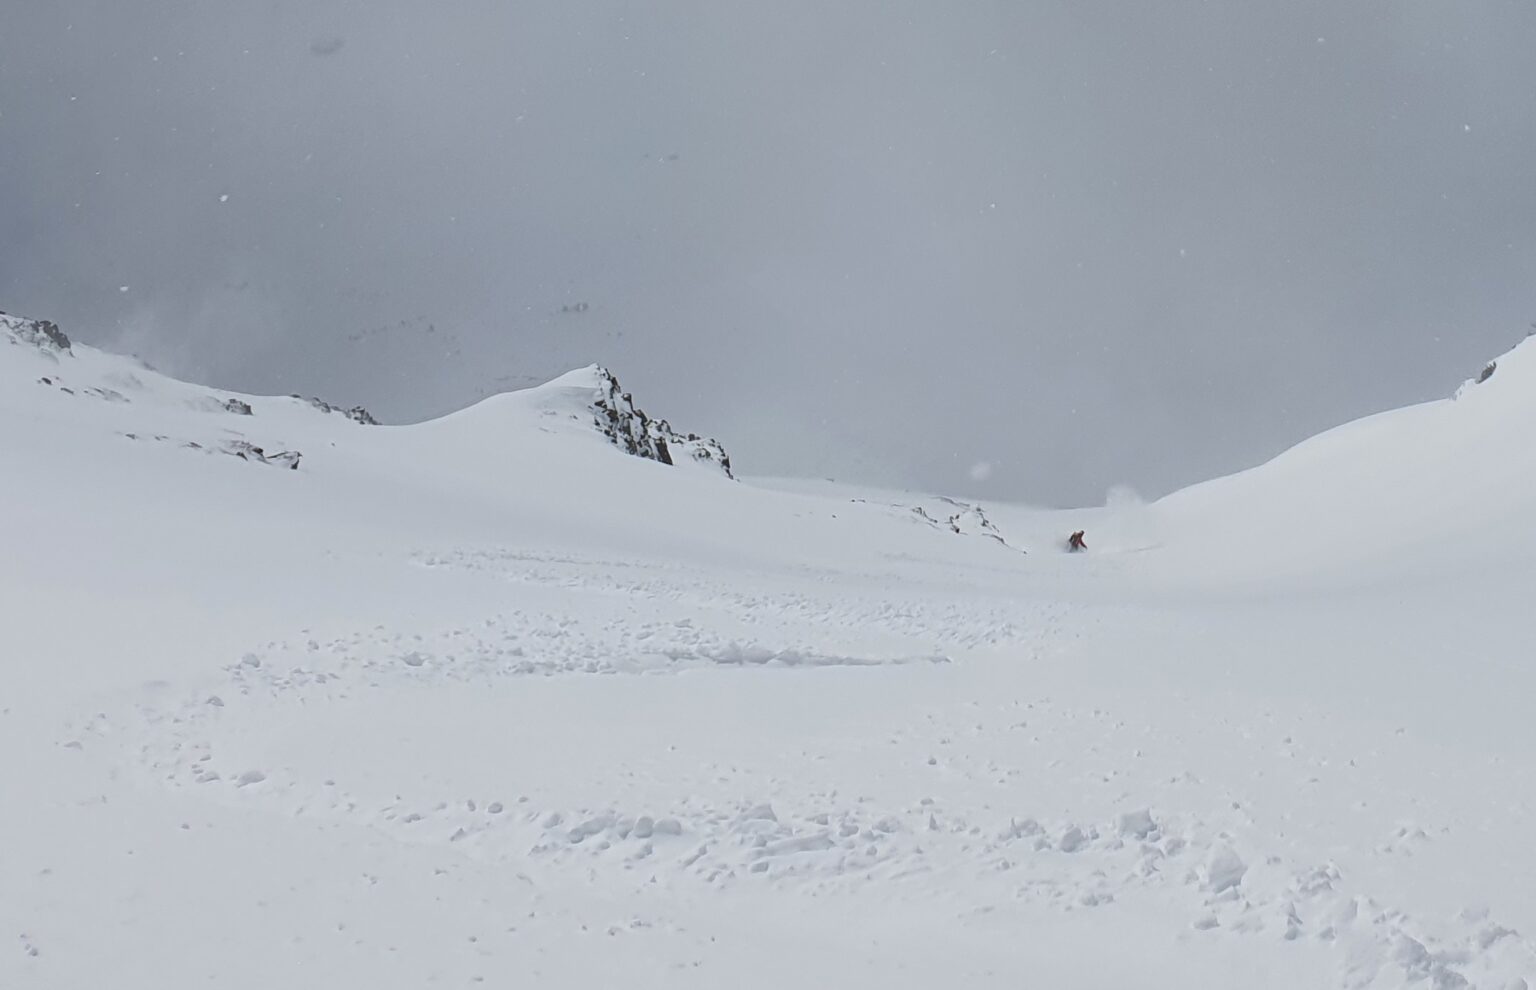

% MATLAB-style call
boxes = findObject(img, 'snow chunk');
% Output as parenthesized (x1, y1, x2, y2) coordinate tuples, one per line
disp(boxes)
(737, 803, 778, 824)
(1118, 809, 1156, 839)
(1206, 846, 1247, 892)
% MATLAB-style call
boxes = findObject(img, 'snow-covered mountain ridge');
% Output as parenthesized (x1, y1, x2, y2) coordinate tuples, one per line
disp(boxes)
(3, 311, 731, 479)
(4, 311, 1535, 990)
(1144, 332, 1536, 581)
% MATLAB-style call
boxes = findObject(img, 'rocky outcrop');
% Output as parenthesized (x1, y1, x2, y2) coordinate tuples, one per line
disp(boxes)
(1454, 354, 1504, 399)
(911, 496, 1019, 550)
(222, 440, 301, 469)
(590, 367, 733, 479)
(289, 394, 379, 425)
(1453, 330, 1536, 399)
(1, 312, 72, 354)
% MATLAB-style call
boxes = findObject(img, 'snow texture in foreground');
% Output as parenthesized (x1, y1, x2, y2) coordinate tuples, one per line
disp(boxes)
(4, 313, 1536, 989)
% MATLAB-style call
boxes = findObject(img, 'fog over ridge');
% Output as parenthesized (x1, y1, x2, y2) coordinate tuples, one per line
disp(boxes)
(3, 1, 1533, 504)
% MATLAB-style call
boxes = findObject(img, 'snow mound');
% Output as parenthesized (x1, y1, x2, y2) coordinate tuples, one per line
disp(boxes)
(1153, 334, 1536, 577)
(0, 310, 392, 479)
(418, 363, 735, 478)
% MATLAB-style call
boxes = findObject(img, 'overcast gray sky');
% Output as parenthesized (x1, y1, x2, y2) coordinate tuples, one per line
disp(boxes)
(4, 2, 1534, 504)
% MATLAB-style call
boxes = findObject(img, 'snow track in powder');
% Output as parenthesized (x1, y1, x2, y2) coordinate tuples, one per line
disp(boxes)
(96, 543, 1536, 990)
(8, 317, 1536, 989)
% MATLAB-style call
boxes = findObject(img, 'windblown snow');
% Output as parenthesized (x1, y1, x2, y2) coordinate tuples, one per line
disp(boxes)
(3, 310, 1534, 989)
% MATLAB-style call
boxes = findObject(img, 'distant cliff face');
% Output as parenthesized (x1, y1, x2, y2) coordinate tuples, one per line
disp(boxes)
(589, 367, 733, 479)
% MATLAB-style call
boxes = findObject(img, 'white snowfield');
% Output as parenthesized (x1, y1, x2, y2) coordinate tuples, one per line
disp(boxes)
(3, 312, 1534, 989)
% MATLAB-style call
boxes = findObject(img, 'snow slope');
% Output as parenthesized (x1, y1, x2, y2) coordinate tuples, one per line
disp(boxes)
(1153, 336, 1536, 582)
(3, 314, 1535, 989)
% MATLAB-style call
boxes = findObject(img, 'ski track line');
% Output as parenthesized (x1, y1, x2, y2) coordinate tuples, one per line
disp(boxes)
(60, 546, 1536, 990)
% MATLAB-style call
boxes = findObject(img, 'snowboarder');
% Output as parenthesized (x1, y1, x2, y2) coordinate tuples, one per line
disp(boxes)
(1067, 530, 1087, 552)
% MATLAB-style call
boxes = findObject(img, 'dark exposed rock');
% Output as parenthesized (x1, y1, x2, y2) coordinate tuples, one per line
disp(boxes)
(292, 394, 379, 425)
(2, 312, 72, 353)
(224, 398, 254, 416)
(1454, 348, 1511, 400)
(589, 367, 733, 478)
(223, 440, 301, 469)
